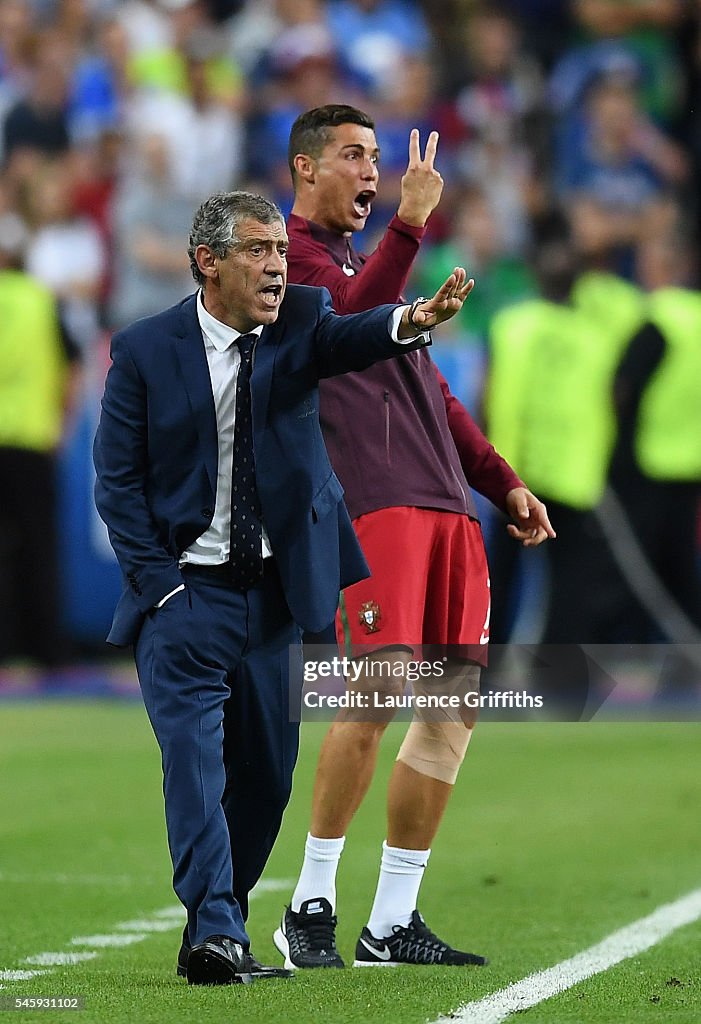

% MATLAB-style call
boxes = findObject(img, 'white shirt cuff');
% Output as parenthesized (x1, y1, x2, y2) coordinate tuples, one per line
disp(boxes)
(389, 306, 430, 345)
(155, 583, 185, 608)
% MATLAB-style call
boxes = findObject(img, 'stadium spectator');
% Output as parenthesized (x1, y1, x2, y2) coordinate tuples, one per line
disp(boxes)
(2, 29, 71, 167)
(326, 0, 430, 100)
(549, 1, 686, 133)
(557, 72, 688, 277)
(24, 155, 106, 352)
(108, 131, 193, 328)
(124, 0, 235, 96)
(49, 0, 96, 57)
(123, 27, 246, 201)
(68, 16, 132, 143)
(438, 6, 545, 154)
(680, 3, 701, 248)
(433, 6, 547, 254)
(0, 0, 35, 143)
(70, 131, 121, 306)
(607, 230, 701, 646)
(485, 231, 634, 646)
(0, 211, 81, 668)
(23, 154, 105, 349)
(227, 0, 327, 78)
(493, 0, 574, 73)
(246, 28, 350, 211)
(93, 187, 475, 985)
(115, 0, 186, 59)
(367, 54, 435, 231)
(273, 104, 553, 971)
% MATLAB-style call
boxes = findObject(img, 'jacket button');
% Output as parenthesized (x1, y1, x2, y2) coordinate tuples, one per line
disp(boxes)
(201, 508, 214, 519)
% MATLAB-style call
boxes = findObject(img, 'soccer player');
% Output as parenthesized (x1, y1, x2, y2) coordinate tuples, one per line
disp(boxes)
(273, 105, 554, 969)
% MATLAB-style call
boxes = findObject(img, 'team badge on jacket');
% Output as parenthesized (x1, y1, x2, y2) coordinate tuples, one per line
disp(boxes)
(359, 600, 381, 633)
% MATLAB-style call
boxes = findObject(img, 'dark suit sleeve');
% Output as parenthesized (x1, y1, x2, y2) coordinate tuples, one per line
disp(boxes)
(93, 332, 184, 610)
(311, 288, 428, 379)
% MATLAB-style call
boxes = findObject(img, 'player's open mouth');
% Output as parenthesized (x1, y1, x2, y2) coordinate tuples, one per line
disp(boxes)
(353, 190, 375, 218)
(260, 284, 283, 306)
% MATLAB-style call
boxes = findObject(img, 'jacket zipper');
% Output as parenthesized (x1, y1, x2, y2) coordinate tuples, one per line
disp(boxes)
(383, 390, 390, 463)
(451, 465, 469, 510)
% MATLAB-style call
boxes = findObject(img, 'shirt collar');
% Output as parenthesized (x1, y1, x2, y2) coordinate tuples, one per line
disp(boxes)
(288, 212, 351, 264)
(196, 290, 264, 352)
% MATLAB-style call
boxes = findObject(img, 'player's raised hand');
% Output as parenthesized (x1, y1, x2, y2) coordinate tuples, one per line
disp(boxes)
(398, 268, 475, 337)
(397, 128, 444, 228)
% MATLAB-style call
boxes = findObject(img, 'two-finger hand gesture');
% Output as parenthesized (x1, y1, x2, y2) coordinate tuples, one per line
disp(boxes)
(397, 128, 444, 228)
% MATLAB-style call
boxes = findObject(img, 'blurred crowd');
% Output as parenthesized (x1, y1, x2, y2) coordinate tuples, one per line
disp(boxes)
(0, 0, 700, 671)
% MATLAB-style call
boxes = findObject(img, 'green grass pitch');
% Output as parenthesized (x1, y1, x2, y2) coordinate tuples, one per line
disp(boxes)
(1, 700, 700, 1023)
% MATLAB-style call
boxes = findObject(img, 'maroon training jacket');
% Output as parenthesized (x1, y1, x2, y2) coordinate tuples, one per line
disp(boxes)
(286, 213, 523, 521)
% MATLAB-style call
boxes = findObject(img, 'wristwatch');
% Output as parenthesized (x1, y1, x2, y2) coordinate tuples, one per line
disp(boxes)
(408, 297, 428, 330)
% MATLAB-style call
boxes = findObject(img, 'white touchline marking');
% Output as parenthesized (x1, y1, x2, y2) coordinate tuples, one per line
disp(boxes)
(0, 871, 146, 887)
(0, 971, 47, 981)
(0, 878, 293, 984)
(24, 953, 98, 967)
(115, 919, 180, 933)
(433, 887, 701, 1024)
(250, 877, 294, 896)
(70, 934, 147, 948)
(151, 906, 186, 920)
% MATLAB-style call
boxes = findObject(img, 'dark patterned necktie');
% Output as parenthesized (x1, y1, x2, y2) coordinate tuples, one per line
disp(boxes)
(229, 332, 263, 589)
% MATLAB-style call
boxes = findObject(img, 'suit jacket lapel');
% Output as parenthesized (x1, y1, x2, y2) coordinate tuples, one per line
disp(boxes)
(252, 320, 285, 437)
(174, 295, 218, 494)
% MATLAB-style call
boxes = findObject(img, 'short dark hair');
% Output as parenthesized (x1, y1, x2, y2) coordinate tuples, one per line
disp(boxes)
(288, 104, 375, 186)
(188, 191, 284, 285)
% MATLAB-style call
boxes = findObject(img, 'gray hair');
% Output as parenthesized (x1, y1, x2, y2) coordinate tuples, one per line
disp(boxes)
(188, 191, 284, 285)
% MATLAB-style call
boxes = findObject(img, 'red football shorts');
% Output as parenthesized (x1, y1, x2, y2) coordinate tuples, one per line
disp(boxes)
(337, 507, 490, 665)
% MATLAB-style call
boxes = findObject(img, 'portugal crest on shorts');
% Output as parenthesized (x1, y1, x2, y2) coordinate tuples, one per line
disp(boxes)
(359, 600, 381, 633)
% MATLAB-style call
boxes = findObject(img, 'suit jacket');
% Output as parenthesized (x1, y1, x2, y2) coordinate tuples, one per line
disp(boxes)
(93, 285, 429, 644)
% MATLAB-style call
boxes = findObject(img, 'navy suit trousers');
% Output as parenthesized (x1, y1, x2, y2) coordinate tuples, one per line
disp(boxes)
(134, 560, 301, 948)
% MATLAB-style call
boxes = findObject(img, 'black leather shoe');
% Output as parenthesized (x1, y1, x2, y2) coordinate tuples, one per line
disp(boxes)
(177, 923, 190, 977)
(246, 954, 294, 979)
(186, 935, 292, 986)
(178, 940, 289, 980)
(176, 941, 189, 978)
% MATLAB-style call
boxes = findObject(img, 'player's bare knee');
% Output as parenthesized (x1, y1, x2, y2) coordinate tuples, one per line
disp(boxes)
(396, 720, 473, 785)
(350, 649, 411, 702)
(329, 715, 389, 748)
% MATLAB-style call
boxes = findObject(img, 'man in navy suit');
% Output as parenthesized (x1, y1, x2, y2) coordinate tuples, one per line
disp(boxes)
(93, 190, 473, 986)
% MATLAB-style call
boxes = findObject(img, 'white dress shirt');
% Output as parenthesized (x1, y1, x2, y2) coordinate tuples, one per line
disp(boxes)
(180, 291, 274, 567)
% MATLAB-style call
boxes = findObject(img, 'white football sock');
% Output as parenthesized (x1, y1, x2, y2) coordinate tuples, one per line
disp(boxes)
(366, 841, 431, 938)
(291, 833, 346, 913)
